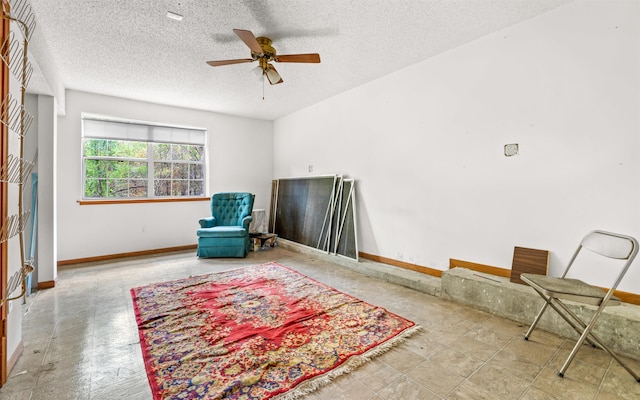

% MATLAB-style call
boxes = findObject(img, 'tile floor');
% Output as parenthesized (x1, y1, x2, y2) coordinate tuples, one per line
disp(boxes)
(1, 247, 639, 399)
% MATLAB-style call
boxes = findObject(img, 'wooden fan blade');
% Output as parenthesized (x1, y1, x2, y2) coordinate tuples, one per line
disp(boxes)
(206, 59, 254, 67)
(233, 29, 263, 54)
(275, 53, 321, 63)
(265, 64, 283, 85)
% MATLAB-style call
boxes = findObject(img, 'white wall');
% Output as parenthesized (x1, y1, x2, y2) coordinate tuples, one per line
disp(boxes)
(274, 0, 640, 293)
(57, 90, 273, 261)
(36, 96, 56, 283)
(23, 94, 57, 287)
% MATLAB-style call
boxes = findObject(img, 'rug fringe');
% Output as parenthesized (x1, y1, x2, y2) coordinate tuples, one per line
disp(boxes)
(273, 324, 421, 400)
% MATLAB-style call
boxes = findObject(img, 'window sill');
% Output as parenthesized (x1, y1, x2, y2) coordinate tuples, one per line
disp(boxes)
(78, 197, 210, 205)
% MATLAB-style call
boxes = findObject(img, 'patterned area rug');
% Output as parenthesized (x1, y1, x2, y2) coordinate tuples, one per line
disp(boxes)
(131, 262, 419, 399)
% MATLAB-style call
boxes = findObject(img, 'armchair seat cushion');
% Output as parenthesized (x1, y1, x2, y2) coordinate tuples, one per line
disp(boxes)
(197, 226, 248, 238)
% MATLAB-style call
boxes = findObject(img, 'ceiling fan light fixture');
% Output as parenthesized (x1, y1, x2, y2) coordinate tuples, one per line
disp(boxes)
(265, 64, 283, 85)
(166, 11, 183, 21)
(252, 66, 263, 77)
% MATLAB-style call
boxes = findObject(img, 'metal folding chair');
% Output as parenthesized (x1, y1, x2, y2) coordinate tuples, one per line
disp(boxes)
(521, 230, 639, 381)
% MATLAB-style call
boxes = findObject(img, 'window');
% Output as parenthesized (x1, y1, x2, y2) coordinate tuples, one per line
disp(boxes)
(81, 115, 206, 200)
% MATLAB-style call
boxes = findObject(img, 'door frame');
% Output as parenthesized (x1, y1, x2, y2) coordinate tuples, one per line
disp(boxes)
(1, 2, 11, 386)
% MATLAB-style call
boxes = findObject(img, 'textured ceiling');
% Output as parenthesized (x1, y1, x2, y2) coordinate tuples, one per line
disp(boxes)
(25, 0, 571, 120)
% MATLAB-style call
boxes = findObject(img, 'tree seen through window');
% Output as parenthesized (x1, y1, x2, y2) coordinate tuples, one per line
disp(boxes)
(83, 139, 205, 199)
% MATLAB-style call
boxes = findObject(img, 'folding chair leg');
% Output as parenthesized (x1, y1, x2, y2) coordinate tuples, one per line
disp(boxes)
(559, 332, 640, 381)
(525, 291, 596, 348)
(524, 300, 549, 341)
(545, 298, 598, 348)
(558, 318, 592, 378)
(554, 299, 640, 382)
(602, 347, 640, 383)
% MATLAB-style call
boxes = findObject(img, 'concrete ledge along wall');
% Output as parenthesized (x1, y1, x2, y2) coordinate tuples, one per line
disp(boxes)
(279, 239, 640, 361)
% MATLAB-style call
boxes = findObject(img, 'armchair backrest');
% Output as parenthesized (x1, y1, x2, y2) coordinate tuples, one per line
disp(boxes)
(210, 192, 255, 227)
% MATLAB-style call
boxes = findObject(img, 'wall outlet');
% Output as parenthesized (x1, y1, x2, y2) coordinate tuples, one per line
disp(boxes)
(308, 165, 313, 173)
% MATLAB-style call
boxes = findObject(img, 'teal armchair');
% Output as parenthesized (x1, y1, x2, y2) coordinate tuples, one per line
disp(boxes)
(197, 192, 255, 258)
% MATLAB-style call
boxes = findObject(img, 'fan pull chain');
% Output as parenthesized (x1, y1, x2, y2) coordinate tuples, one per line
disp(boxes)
(262, 72, 265, 100)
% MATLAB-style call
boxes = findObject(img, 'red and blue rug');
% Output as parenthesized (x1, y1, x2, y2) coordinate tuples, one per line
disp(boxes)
(131, 262, 419, 399)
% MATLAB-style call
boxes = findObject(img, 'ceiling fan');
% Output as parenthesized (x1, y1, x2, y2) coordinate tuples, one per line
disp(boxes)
(206, 29, 321, 85)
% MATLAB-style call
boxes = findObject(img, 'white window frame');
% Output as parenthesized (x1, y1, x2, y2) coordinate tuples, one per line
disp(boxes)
(81, 114, 207, 200)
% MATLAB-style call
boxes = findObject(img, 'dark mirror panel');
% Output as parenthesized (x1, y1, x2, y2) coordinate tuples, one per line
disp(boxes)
(271, 175, 357, 260)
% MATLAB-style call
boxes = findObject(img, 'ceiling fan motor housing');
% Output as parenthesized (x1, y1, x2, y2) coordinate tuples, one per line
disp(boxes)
(255, 37, 276, 59)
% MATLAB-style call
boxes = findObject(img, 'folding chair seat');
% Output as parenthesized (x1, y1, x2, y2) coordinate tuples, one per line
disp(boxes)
(521, 230, 639, 381)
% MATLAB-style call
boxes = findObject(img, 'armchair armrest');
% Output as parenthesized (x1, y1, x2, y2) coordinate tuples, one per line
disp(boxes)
(199, 217, 217, 228)
(242, 215, 253, 231)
